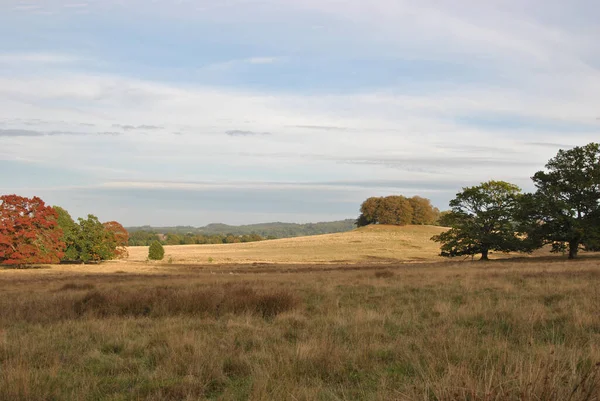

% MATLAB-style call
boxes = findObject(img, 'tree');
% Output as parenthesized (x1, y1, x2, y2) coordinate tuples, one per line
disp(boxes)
(0, 195, 65, 265)
(377, 196, 413, 225)
(408, 196, 440, 225)
(431, 181, 528, 260)
(356, 197, 381, 227)
(148, 241, 165, 260)
(103, 221, 129, 258)
(76, 215, 116, 262)
(525, 143, 600, 259)
(54, 206, 80, 261)
(357, 195, 435, 227)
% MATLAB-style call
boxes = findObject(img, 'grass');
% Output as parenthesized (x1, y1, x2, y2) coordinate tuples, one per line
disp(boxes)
(126, 225, 450, 265)
(1, 258, 599, 400)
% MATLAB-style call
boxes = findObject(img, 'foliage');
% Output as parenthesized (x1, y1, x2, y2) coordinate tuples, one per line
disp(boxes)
(54, 207, 128, 263)
(103, 221, 129, 258)
(75, 215, 119, 263)
(408, 196, 440, 225)
(148, 240, 165, 260)
(431, 181, 530, 260)
(357, 195, 439, 227)
(523, 143, 600, 259)
(0, 195, 65, 265)
(54, 206, 80, 261)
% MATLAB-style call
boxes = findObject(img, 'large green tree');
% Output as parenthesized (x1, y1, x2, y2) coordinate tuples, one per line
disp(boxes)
(525, 143, 600, 259)
(54, 206, 80, 261)
(76, 215, 117, 262)
(432, 181, 528, 260)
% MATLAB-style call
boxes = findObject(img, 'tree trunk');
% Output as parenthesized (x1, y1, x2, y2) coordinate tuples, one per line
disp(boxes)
(568, 240, 579, 259)
(480, 248, 489, 261)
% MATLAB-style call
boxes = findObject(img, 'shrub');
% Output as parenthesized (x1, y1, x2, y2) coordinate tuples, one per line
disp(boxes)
(148, 241, 165, 261)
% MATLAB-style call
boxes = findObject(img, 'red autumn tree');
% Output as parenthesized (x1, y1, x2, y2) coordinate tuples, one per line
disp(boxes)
(0, 195, 65, 265)
(103, 221, 129, 259)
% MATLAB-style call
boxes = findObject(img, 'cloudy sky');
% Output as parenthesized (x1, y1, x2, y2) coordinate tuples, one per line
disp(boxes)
(1, 0, 599, 226)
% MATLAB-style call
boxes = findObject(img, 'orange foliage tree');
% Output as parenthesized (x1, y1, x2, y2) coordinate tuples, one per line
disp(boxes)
(0, 195, 65, 265)
(103, 221, 129, 258)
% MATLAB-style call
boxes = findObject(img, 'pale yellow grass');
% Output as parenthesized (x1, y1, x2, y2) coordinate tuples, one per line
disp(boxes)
(127, 225, 449, 264)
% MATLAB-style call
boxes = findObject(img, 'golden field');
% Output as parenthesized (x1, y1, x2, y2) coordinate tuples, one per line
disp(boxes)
(1, 226, 599, 400)
(127, 225, 449, 265)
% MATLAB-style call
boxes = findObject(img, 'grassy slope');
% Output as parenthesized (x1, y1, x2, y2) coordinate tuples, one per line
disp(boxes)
(126, 225, 449, 264)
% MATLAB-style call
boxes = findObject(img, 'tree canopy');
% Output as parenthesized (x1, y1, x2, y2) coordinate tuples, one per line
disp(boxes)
(0, 195, 65, 265)
(357, 195, 439, 227)
(524, 143, 600, 259)
(431, 181, 528, 260)
(54, 208, 129, 263)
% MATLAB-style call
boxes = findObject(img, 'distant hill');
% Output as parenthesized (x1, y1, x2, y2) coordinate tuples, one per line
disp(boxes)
(126, 219, 357, 239)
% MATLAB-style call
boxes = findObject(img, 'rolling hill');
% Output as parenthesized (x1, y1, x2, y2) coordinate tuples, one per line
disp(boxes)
(126, 219, 357, 239)
(126, 224, 449, 264)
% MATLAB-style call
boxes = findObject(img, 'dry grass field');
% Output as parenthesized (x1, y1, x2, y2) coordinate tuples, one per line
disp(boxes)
(1, 255, 600, 400)
(127, 225, 449, 265)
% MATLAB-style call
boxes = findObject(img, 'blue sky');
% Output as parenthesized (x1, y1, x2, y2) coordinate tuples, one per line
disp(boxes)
(1, 0, 599, 226)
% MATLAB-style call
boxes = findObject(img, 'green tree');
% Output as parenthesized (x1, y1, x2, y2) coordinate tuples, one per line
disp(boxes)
(76, 215, 117, 262)
(148, 241, 165, 260)
(432, 181, 528, 260)
(53, 206, 80, 261)
(525, 143, 600, 259)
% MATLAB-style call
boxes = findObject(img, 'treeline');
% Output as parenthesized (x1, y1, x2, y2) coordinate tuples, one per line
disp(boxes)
(357, 195, 440, 226)
(127, 219, 356, 244)
(432, 142, 600, 260)
(0, 195, 128, 265)
(129, 231, 268, 247)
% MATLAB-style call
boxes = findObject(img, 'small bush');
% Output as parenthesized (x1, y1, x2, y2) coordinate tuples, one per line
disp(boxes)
(148, 241, 165, 261)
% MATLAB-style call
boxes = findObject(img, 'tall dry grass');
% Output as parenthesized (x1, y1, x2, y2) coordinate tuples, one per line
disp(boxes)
(0, 258, 599, 400)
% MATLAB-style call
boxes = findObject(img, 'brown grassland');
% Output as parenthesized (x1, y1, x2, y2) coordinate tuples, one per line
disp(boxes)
(127, 225, 449, 265)
(1, 226, 599, 400)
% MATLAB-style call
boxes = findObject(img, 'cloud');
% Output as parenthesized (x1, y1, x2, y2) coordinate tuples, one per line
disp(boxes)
(0, 129, 43, 137)
(526, 142, 574, 149)
(292, 125, 350, 131)
(225, 130, 271, 137)
(112, 124, 163, 130)
(200, 57, 281, 72)
(62, 3, 89, 8)
(246, 57, 280, 64)
(0, 128, 122, 137)
(0, 52, 80, 64)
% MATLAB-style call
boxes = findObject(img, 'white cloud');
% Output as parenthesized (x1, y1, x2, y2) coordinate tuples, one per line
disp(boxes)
(0, 52, 81, 64)
(246, 57, 280, 64)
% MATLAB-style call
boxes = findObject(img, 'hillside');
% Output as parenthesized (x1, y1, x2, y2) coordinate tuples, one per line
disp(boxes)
(126, 225, 449, 264)
(126, 219, 356, 239)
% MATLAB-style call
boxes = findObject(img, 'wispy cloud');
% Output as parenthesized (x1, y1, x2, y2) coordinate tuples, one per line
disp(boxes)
(0, 128, 121, 137)
(0, 52, 80, 64)
(112, 124, 164, 131)
(225, 130, 271, 137)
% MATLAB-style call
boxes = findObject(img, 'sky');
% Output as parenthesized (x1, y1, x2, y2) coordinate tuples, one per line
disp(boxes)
(1, 0, 599, 226)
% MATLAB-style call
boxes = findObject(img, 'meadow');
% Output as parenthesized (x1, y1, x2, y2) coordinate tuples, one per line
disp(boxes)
(126, 225, 449, 265)
(1, 250, 599, 400)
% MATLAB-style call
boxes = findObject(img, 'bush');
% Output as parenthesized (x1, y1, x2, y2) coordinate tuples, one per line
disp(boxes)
(148, 241, 165, 261)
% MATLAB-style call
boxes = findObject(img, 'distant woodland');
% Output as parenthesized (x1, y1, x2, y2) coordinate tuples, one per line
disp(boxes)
(127, 220, 357, 246)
